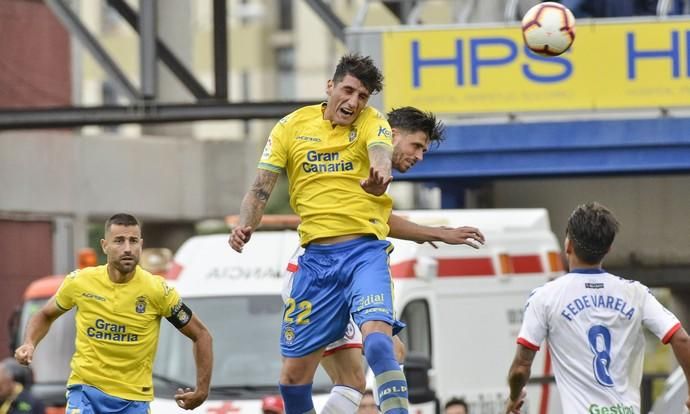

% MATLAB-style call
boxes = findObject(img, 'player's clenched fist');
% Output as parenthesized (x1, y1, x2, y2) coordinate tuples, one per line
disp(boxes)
(505, 389, 525, 414)
(229, 226, 253, 253)
(15, 343, 35, 365)
(175, 387, 207, 411)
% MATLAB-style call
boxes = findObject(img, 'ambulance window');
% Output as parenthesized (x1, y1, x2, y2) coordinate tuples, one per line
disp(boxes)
(399, 299, 431, 359)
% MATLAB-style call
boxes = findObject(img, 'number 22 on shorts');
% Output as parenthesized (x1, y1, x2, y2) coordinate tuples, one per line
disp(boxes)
(284, 298, 312, 325)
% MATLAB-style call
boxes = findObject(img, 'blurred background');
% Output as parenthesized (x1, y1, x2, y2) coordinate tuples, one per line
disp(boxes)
(1, 0, 690, 411)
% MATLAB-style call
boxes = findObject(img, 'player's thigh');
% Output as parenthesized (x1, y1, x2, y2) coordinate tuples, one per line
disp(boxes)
(321, 347, 366, 391)
(281, 246, 303, 302)
(346, 239, 397, 328)
(66, 385, 94, 414)
(67, 385, 150, 414)
(323, 317, 363, 354)
(280, 253, 349, 358)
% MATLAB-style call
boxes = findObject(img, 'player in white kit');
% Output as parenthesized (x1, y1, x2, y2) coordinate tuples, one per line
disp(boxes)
(505, 202, 690, 414)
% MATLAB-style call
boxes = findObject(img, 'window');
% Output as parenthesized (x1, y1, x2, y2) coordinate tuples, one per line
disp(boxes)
(154, 295, 332, 392)
(275, 46, 295, 100)
(101, 81, 119, 132)
(398, 299, 432, 359)
(278, 0, 293, 31)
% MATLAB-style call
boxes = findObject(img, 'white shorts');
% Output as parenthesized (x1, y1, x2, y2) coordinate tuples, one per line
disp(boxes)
(282, 247, 364, 356)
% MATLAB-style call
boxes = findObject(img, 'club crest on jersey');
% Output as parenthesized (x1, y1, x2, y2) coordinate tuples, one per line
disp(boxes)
(283, 326, 295, 344)
(348, 128, 357, 142)
(135, 296, 147, 313)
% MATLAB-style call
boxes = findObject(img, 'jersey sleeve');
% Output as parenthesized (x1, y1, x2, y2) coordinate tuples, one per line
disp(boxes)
(363, 110, 394, 150)
(158, 279, 193, 329)
(640, 286, 681, 344)
(517, 287, 548, 351)
(155, 277, 183, 318)
(258, 118, 289, 173)
(54, 270, 80, 311)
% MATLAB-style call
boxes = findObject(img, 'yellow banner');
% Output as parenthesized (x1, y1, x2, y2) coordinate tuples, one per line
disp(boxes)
(382, 19, 690, 113)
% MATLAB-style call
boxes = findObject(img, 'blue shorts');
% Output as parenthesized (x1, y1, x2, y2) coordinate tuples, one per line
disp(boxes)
(280, 236, 405, 357)
(66, 385, 150, 414)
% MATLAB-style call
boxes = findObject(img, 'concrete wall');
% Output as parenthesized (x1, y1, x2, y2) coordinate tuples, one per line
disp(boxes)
(490, 176, 690, 267)
(0, 131, 253, 220)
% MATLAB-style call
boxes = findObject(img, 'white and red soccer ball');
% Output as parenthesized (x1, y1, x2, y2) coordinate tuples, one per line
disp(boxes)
(521, 2, 576, 57)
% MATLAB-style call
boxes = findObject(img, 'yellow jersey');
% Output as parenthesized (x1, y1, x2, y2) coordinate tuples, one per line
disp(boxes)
(259, 104, 394, 245)
(55, 265, 182, 401)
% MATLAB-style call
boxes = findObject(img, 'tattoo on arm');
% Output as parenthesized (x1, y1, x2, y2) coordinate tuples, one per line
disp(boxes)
(368, 144, 392, 176)
(508, 345, 536, 400)
(239, 170, 279, 228)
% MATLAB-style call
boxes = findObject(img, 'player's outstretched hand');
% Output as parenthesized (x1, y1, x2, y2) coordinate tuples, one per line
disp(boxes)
(439, 226, 485, 249)
(175, 387, 207, 411)
(14, 343, 34, 365)
(360, 167, 393, 196)
(229, 225, 253, 253)
(505, 389, 526, 414)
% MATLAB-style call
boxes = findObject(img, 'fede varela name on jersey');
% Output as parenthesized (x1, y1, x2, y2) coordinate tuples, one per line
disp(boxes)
(560, 295, 635, 322)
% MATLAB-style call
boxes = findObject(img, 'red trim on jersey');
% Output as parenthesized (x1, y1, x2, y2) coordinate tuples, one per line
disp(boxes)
(286, 262, 298, 273)
(517, 337, 540, 351)
(322, 343, 363, 357)
(662, 322, 682, 344)
(511, 255, 543, 274)
(539, 345, 552, 414)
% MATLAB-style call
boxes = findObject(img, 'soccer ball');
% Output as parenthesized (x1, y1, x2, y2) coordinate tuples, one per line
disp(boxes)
(521, 2, 576, 56)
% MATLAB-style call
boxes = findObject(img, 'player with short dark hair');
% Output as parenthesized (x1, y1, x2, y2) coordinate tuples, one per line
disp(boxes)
(15, 213, 213, 413)
(230, 53, 407, 414)
(282, 106, 483, 414)
(505, 202, 690, 413)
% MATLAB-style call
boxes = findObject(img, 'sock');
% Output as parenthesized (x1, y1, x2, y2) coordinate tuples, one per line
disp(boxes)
(364, 333, 409, 414)
(280, 383, 315, 414)
(321, 385, 363, 414)
(373, 365, 405, 406)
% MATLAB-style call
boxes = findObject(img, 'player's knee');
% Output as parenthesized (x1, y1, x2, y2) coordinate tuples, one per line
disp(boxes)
(393, 336, 406, 364)
(280, 363, 314, 385)
(363, 332, 395, 364)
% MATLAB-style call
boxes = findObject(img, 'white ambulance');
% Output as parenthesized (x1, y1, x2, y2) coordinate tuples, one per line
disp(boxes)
(150, 209, 565, 414)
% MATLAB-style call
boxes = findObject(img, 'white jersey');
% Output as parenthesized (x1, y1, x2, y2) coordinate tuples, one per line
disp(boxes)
(282, 245, 363, 353)
(518, 269, 680, 414)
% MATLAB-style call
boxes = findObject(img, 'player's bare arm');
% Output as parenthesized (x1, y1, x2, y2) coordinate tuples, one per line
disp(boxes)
(15, 296, 65, 365)
(230, 169, 279, 252)
(174, 314, 213, 410)
(387, 214, 485, 249)
(505, 344, 536, 414)
(669, 327, 690, 410)
(360, 144, 393, 196)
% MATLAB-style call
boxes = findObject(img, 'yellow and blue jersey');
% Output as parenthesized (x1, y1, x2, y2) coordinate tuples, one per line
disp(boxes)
(55, 265, 182, 401)
(259, 104, 394, 246)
